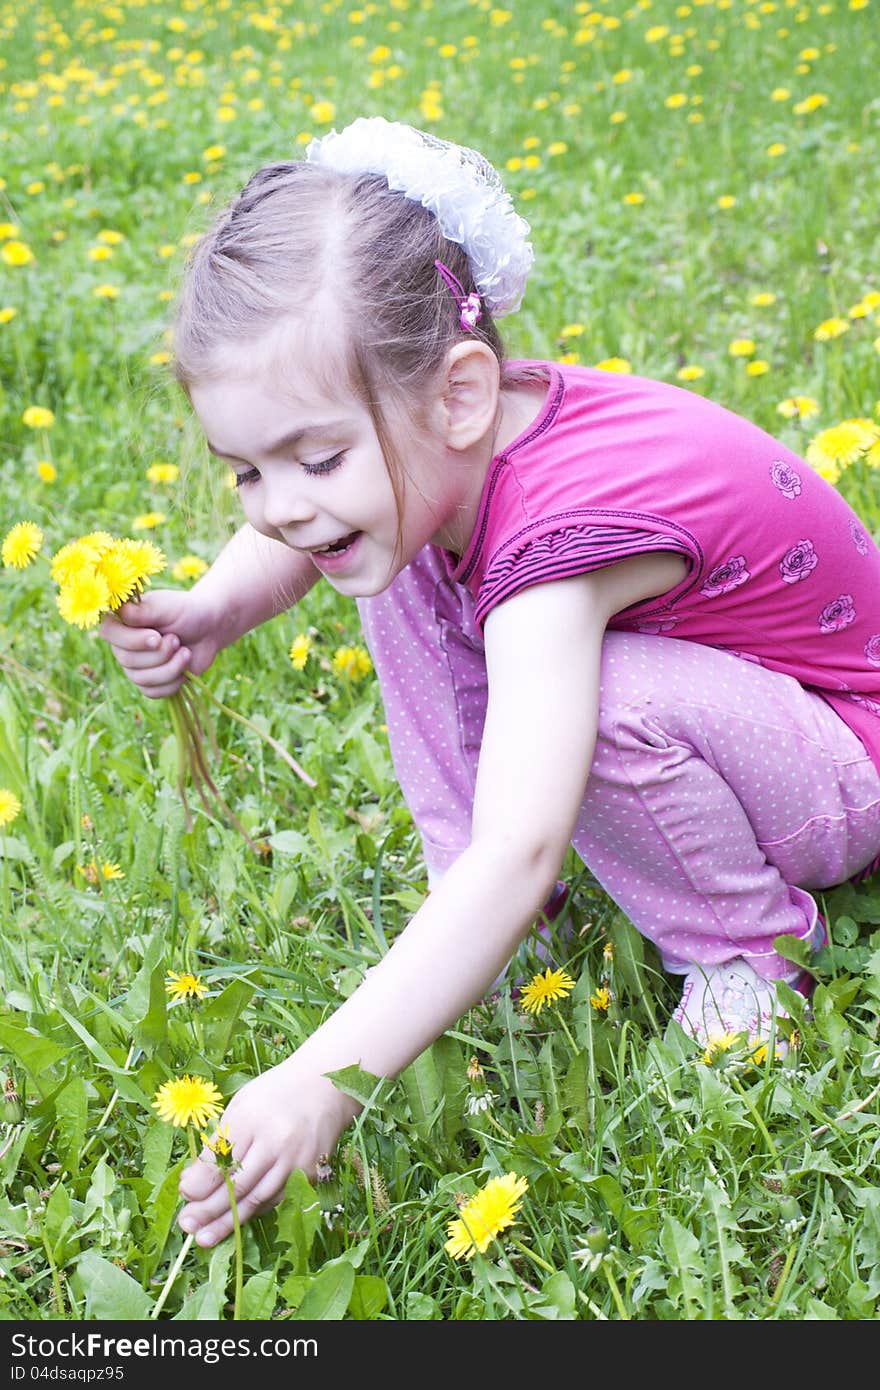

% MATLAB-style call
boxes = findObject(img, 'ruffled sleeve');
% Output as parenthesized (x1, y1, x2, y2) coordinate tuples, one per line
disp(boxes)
(473, 520, 695, 627)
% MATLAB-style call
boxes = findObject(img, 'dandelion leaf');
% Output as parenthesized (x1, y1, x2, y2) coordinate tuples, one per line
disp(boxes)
(348, 1274, 388, 1320)
(0, 1019, 70, 1097)
(276, 1169, 322, 1275)
(76, 1250, 153, 1321)
(54, 1074, 88, 1169)
(200, 976, 257, 1058)
(399, 1045, 444, 1140)
(121, 928, 168, 1056)
(290, 1258, 355, 1320)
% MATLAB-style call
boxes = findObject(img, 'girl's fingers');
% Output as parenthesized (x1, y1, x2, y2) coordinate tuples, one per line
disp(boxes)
(115, 634, 180, 669)
(179, 1144, 274, 1232)
(99, 617, 165, 653)
(180, 1132, 254, 1202)
(129, 648, 192, 689)
(189, 1162, 289, 1249)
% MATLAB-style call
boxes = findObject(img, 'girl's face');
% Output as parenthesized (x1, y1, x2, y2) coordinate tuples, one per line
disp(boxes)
(189, 352, 456, 598)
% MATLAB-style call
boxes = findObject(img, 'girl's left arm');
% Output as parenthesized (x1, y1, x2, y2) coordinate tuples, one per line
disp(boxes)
(179, 555, 684, 1245)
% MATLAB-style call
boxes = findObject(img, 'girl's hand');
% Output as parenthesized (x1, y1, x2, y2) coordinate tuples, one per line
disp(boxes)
(98, 589, 221, 699)
(177, 1060, 358, 1248)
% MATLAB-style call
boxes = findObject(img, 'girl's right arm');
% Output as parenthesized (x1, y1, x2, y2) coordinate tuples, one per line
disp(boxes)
(99, 524, 319, 698)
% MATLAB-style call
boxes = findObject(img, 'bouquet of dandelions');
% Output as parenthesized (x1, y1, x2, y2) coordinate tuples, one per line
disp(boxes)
(2, 521, 313, 844)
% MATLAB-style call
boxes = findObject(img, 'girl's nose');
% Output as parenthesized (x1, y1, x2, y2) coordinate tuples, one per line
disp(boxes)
(260, 475, 315, 532)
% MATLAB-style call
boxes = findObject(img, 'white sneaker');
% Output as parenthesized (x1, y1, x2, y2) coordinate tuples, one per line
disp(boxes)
(672, 958, 799, 1049)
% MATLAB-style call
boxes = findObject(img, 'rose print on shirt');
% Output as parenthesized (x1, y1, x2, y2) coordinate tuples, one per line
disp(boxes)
(635, 617, 683, 634)
(770, 460, 802, 499)
(849, 691, 880, 717)
(865, 636, 880, 667)
(850, 520, 869, 556)
(818, 594, 856, 634)
(779, 539, 818, 584)
(700, 555, 750, 597)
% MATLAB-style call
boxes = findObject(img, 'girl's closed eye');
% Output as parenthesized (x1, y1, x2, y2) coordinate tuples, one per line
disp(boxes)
(234, 467, 261, 489)
(302, 451, 345, 477)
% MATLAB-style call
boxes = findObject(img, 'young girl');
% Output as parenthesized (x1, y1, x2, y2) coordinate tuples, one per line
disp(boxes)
(101, 117, 880, 1249)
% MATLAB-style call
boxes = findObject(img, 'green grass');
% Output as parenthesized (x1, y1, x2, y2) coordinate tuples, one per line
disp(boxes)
(1, 0, 880, 1320)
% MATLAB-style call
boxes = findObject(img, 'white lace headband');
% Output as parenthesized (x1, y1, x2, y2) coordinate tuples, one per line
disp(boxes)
(304, 116, 534, 317)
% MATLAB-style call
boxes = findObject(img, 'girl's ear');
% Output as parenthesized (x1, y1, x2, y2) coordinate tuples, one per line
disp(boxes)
(440, 342, 501, 451)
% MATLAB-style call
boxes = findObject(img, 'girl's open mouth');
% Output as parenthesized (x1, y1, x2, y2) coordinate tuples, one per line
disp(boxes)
(310, 531, 363, 569)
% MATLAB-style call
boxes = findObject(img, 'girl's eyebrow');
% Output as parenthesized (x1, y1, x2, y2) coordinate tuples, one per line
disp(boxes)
(206, 420, 357, 461)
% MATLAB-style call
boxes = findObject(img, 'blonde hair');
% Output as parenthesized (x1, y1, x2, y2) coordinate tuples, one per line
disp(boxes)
(173, 161, 508, 555)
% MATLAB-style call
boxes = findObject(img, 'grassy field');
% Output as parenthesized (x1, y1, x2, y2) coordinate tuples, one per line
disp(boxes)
(1, 0, 880, 1322)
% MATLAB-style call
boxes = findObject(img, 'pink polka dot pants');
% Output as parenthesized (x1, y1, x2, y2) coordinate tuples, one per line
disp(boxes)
(358, 545, 880, 979)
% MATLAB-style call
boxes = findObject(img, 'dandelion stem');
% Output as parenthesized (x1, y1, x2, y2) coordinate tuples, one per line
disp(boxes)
(603, 1261, 630, 1320)
(187, 674, 317, 788)
(507, 1235, 555, 1275)
(150, 1233, 195, 1320)
(224, 1172, 244, 1321)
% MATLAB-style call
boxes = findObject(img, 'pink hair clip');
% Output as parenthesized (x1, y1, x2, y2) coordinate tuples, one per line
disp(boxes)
(434, 259, 482, 332)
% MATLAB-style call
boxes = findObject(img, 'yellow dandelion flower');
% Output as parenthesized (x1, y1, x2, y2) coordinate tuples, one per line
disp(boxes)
(95, 547, 141, 608)
(746, 360, 770, 376)
(77, 858, 124, 883)
(36, 461, 57, 482)
(793, 93, 828, 115)
(590, 985, 611, 1011)
(2, 521, 43, 569)
(0, 307, 18, 323)
(56, 571, 112, 629)
(751, 292, 776, 307)
(729, 339, 756, 357)
(132, 511, 167, 530)
(172, 555, 208, 581)
(807, 419, 879, 469)
(594, 357, 631, 373)
(202, 144, 226, 162)
(677, 365, 706, 381)
(0, 789, 22, 828)
(701, 1031, 739, 1065)
(331, 644, 372, 681)
(0, 223, 20, 239)
(165, 970, 209, 1003)
(50, 539, 100, 587)
(560, 323, 585, 338)
(445, 1172, 529, 1260)
(88, 245, 113, 262)
(146, 462, 180, 484)
(200, 1124, 235, 1167)
(289, 633, 312, 670)
(152, 1075, 224, 1129)
(776, 396, 820, 420)
(603, 942, 614, 961)
(622, 192, 645, 205)
(717, 195, 737, 209)
(2, 241, 34, 267)
(93, 284, 120, 299)
(150, 350, 172, 366)
(748, 1041, 783, 1067)
(97, 229, 124, 245)
(309, 100, 335, 123)
(116, 538, 166, 590)
(813, 317, 849, 341)
(519, 966, 576, 1016)
(766, 142, 787, 157)
(22, 405, 55, 429)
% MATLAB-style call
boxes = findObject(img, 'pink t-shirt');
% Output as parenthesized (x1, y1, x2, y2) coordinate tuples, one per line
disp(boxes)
(450, 360, 880, 773)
